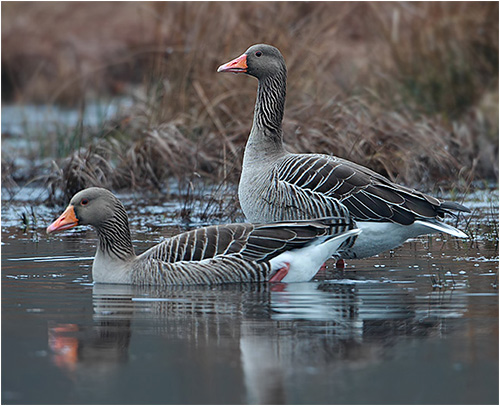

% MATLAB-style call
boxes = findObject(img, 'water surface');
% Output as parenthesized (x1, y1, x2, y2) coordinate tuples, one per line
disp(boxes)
(2, 188, 498, 404)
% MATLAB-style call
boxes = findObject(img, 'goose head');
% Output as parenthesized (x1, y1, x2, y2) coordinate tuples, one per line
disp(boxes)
(217, 44, 286, 80)
(218, 44, 287, 137)
(47, 187, 135, 283)
(47, 187, 123, 234)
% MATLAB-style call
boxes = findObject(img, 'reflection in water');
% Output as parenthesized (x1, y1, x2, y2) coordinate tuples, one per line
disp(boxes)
(47, 280, 468, 403)
(49, 319, 131, 372)
(242, 281, 467, 404)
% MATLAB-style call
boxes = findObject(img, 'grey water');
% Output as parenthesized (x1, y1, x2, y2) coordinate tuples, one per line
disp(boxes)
(2, 186, 498, 404)
(1, 100, 134, 137)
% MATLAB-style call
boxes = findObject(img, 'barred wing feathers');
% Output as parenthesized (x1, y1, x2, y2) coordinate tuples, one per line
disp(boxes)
(275, 154, 470, 224)
(142, 219, 354, 265)
(143, 224, 254, 263)
(134, 219, 355, 285)
(240, 218, 354, 262)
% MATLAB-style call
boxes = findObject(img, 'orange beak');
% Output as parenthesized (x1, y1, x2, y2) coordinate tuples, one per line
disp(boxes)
(217, 53, 248, 73)
(46, 205, 79, 234)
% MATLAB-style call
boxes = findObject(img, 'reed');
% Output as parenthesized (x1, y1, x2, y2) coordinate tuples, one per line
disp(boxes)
(18, 206, 40, 242)
(2, 2, 498, 203)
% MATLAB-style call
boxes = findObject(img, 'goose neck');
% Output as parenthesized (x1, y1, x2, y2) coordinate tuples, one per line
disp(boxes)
(95, 206, 136, 262)
(252, 72, 287, 142)
(92, 208, 136, 284)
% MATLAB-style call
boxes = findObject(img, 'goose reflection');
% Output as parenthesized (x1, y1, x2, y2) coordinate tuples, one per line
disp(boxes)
(48, 285, 135, 378)
(48, 279, 468, 403)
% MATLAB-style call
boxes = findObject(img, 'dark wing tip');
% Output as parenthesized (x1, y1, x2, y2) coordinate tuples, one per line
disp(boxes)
(440, 201, 471, 213)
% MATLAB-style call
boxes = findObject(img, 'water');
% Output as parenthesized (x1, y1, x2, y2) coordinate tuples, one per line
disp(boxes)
(1, 100, 134, 137)
(2, 187, 498, 404)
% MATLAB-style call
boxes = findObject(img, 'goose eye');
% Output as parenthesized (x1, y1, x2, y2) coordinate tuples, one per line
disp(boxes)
(81, 199, 89, 206)
(255, 51, 262, 57)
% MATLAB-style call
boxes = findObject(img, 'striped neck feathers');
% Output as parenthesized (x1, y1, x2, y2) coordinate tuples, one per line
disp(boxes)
(252, 69, 287, 143)
(95, 202, 135, 261)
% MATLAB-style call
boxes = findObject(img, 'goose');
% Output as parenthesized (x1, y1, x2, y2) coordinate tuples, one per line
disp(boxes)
(46, 187, 360, 285)
(217, 44, 470, 260)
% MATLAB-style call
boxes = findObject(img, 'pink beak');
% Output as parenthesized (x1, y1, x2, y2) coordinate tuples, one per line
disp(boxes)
(46, 205, 79, 234)
(217, 53, 248, 73)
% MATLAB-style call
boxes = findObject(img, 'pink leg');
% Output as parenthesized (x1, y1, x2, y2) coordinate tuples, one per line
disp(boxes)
(336, 259, 346, 268)
(271, 283, 287, 292)
(270, 262, 290, 282)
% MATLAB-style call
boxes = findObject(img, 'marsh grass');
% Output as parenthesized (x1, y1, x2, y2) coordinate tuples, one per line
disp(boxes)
(372, 3, 498, 117)
(2, 2, 498, 210)
(462, 195, 500, 248)
(174, 174, 242, 225)
(18, 206, 40, 242)
(430, 271, 457, 290)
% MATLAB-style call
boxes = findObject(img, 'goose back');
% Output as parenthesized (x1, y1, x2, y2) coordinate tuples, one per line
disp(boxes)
(272, 153, 470, 224)
(135, 217, 356, 285)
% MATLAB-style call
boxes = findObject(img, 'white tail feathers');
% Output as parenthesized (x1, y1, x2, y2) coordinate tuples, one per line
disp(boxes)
(270, 229, 361, 283)
(414, 220, 468, 239)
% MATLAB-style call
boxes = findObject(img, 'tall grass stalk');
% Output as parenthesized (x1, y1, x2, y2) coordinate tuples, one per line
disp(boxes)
(2, 2, 497, 203)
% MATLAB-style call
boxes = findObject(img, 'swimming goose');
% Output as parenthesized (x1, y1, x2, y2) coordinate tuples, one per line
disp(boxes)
(46, 187, 360, 285)
(217, 44, 470, 260)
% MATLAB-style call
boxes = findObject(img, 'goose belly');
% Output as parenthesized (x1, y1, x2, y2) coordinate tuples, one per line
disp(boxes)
(340, 221, 439, 259)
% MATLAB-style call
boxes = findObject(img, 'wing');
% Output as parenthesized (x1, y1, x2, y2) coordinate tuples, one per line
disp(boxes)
(276, 154, 470, 225)
(143, 223, 255, 263)
(142, 218, 355, 264)
(240, 217, 355, 262)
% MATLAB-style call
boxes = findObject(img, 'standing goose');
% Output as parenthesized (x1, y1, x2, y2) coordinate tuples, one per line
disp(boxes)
(217, 44, 470, 260)
(46, 187, 360, 285)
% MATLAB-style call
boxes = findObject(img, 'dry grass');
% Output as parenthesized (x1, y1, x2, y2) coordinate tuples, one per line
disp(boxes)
(2, 2, 498, 206)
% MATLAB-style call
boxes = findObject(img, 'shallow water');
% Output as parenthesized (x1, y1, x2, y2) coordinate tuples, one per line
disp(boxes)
(1, 187, 498, 404)
(1, 100, 134, 137)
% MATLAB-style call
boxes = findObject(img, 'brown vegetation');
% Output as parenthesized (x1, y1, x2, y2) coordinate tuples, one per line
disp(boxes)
(2, 2, 498, 205)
